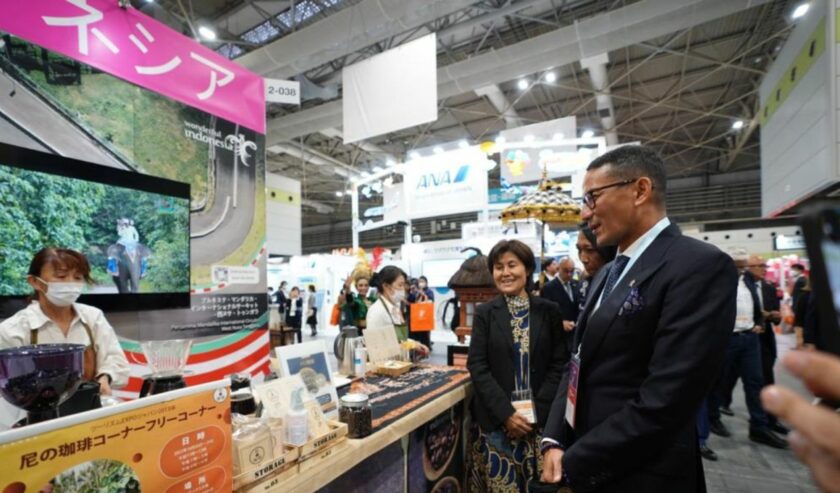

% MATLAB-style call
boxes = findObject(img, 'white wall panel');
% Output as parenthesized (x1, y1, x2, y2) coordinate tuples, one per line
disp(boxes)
(266, 173, 302, 256)
(760, 1, 834, 216)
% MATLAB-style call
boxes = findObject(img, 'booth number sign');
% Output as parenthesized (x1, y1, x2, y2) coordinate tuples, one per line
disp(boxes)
(265, 79, 301, 105)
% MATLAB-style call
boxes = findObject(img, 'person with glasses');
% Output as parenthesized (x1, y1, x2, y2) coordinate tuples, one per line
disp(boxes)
(540, 145, 738, 493)
(713, 255, 788, 436)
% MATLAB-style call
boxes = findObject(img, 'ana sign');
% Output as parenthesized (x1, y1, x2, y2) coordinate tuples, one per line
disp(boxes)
(403, 148, 488, 220)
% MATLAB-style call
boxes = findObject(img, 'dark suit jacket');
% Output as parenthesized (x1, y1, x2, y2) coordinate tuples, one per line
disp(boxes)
(542, 278, 581, 322)
(467, 295, 569, 431)
(544, 222, 737, 493)
(759, 280, 781, 359)
(284, 298, 303, 328)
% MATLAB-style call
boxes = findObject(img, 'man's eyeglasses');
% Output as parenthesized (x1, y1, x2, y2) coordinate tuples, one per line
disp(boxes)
(581, 179, 637, 209)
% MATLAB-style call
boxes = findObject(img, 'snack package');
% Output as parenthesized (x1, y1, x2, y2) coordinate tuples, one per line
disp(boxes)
(232, 414, 276, 475)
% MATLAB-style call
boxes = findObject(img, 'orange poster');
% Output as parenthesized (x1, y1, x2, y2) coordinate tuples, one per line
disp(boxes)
(0, 381, 232, 493)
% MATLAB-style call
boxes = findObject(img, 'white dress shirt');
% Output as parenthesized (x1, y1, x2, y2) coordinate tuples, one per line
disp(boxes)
(366, 296, 404, 331)
(734, 275, 756, 332)
(594, 217, 671, 311)
(0, 302, 130, 387)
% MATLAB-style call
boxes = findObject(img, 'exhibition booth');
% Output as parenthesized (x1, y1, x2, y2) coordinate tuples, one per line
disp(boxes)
(0, 2, 824, 493)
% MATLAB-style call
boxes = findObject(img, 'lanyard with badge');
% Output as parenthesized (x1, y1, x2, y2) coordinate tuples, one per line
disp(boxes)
(565, 344, 581, 429)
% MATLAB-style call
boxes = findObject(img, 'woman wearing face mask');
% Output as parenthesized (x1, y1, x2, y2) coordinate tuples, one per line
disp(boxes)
(466, 239, 568, 491)
(407, 276, 435, 349)
(366, 266, 429, 355)
(0, 248, 129, 396)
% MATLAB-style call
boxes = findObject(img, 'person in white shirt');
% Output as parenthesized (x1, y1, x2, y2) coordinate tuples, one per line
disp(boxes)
(0, 248, 130, 396)
(706, 251, 787, 449)
(366, 266, 429, 355)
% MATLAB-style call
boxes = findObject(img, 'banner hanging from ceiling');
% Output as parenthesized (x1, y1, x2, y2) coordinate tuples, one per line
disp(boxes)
(0, 0, 265, 133)
(402, 147, 489, 220)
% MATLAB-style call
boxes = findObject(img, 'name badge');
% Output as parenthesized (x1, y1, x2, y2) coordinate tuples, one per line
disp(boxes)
(512, 400, 536, 424)
(565, 351, 581, 429)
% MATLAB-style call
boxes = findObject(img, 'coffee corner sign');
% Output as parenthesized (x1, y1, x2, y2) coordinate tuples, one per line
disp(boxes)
(403, 148, 488, 220)
(0, 0, 265, 133)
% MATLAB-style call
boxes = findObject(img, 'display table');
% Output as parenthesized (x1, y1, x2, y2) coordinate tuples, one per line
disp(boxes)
(251, 365, 472, 493)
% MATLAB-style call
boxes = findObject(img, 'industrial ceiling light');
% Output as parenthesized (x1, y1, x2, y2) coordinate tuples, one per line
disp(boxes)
(517, 79, 529, 90)
(373, 166, 384, 173)
(335, 191, 343, 197)
(409, 151, 421, 160)
(544, 72, 557, 83)
(581, 129, 595, 139)
(495, 136, 506, 145)
(792, 3, 809, 19)
(198, 25, 217, 40)
(433, 146, 444, 154)
(458, 140, 469, 149)
(732, 120, 745, 130)
(386, 159, 396, 167)
(361, 171, 371, 177)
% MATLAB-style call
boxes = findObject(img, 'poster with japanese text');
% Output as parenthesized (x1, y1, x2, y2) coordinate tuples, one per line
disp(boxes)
(0, 1, 271, 398)
(0, 382, 232, 493)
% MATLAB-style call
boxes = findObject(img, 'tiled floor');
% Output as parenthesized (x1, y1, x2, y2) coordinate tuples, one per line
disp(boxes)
(703, 333, 819, 493)
(304, 327, 820, 492)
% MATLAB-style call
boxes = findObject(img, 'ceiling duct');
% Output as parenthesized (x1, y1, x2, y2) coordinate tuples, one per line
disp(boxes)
(475, 85, 524, 128)
(580, 54, 617, 146)
(301, 199, 336, 214)
(266, 0, 774, 144)
(236, 0, 477, 79)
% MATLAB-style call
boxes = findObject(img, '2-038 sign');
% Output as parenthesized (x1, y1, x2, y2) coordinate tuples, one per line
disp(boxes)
(265, 78, 300, 105)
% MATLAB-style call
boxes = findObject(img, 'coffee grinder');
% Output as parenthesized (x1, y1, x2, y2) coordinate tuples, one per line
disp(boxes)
(139, 339, 192, 397)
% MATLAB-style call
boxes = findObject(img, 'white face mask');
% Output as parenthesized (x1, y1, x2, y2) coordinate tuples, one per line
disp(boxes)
(391, 289, 406, 305)
(37, 277, 84, 307)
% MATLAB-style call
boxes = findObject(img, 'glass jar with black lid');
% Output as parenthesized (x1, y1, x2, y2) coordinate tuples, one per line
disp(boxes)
(339, 393, 372, 438)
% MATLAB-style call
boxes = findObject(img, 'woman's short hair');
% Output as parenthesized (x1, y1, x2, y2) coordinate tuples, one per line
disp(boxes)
(487, 240, 536, 276)
(374, 265, 407, 290)
(27, 248, 93, 299)
(28, 247, 93, 282)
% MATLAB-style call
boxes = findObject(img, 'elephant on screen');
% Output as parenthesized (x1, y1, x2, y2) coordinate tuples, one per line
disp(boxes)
(107, 243, 151, 294)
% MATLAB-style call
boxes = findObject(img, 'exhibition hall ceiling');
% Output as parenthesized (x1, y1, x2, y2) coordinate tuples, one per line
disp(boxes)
(139, 0, 799, 227)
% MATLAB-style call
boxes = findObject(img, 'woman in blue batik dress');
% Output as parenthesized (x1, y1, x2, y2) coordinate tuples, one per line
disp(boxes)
(467, 240, 569, 492)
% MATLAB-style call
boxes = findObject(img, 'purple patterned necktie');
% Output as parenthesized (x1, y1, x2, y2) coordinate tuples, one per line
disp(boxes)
(601, 255, 630, 301)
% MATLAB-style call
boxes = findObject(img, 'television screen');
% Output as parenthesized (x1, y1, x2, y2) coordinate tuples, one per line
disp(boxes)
(0, 143, 190, 312)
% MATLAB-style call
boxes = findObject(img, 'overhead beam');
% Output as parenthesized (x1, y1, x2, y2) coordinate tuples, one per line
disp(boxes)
(265, 0, 775, 145)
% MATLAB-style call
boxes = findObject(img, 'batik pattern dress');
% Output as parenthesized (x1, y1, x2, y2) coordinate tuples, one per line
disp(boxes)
(468, 295, 542, 492)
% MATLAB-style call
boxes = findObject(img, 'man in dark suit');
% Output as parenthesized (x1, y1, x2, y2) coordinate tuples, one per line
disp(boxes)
(541, 257, 580, 351)
(749, 255, 788, 435)
(790, 263, 807, 309)
(541, 145, 737, 493)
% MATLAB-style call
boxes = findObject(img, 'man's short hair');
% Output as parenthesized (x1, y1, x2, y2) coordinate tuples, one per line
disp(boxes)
(587, 145, 667, 203)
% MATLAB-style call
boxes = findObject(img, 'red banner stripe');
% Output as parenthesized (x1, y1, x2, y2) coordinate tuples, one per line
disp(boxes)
(125, 329, 267, 365)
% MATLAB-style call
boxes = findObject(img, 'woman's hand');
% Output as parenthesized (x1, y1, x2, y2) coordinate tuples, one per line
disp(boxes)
(504, 412, 533, 439)
(97, 375, 112, 396)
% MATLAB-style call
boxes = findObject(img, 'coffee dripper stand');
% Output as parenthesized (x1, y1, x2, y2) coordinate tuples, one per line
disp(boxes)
(138, 339, 193, 397)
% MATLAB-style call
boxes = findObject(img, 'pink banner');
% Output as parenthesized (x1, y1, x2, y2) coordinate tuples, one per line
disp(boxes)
(0, 0, 265, 133)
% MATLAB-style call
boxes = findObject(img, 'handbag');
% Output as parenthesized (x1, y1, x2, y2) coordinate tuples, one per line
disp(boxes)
(330, 303, 341, 326)
(409, 302, 435, 331)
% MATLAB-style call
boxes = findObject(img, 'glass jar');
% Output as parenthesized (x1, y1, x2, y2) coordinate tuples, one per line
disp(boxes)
(339, 393, 372, 439)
